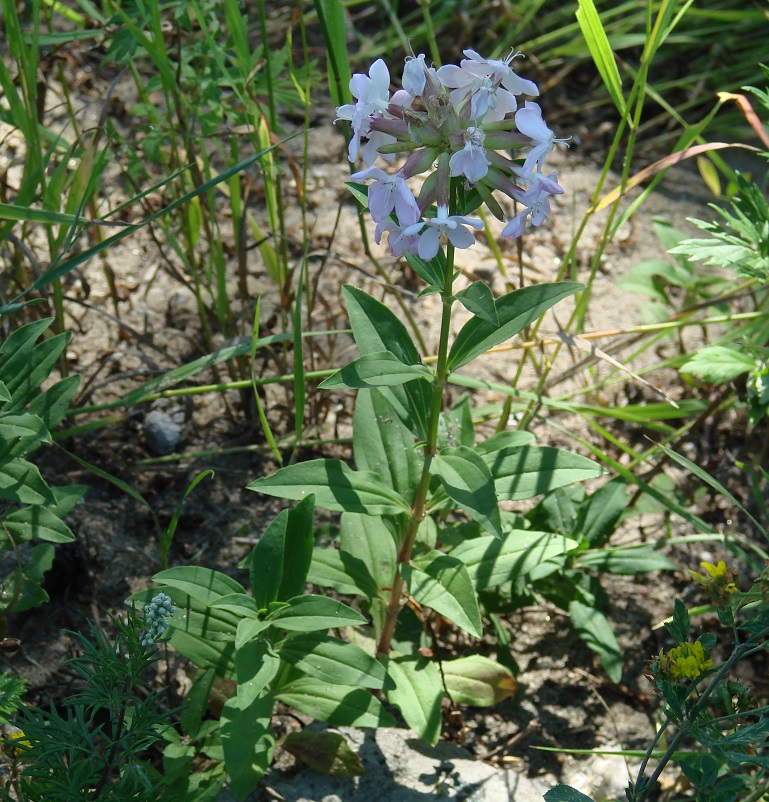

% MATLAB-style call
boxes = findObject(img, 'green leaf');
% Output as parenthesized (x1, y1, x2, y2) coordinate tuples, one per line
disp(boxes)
(447, 283, 581, 370)
(307, 547, 381, 599)
(432, 446, 502, 538)
(575, 545, 677, 574)
(403, 551, 482, 638)
(2, 333, 69, 408)
(681, 346, 756, 383)
(248, 459, 411, 516)
(180, 669, 216, 739)
(576, 0, 625, 116)
(339, 512, 398, 595)
(568, 600, 623, 683)
(382, 654, 442, 745)
(343, 285, 430, 437)
(0, 382, 10, 403)
(276, 678, 395, 728)
(221, 691, 274, 799)
(441, 655, 517, 706)
(579, 478, 627, 546)
(484, 446, 604, 501)
(1, 506, 75, 544)
(353, 389, 421, 502)
(475, 430, 536, 454)
(235, 640, 280, 710)
(267, 595, 366, 632)
(235, 618, 270, 650)
(243, 495, 315, 610)
(27, 374, 80, 430)
(152, 566, 246, 606)
(209, 593, 260, 616)
(666, 598, 690, 644)
(0, 459, 54, 505)
(545, 786, 597, 802)
(450, 531, 579, 590)
(0, 412, 50, 461)
(404, 251, 444, 289)
(283, 730, 364, 776)
(455, 280, 498, 325)
(168, 629, 236, 678)
(319, 350, 432, 389)
(278, 633, 388, 689)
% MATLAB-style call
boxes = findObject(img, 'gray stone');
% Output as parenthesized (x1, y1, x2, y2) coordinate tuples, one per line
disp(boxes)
(143, 409, 183, 455)
(218, 727, 550, 802)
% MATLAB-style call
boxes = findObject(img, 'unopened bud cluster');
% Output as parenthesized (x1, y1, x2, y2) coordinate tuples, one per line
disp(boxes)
(141, 592, 176, 647)
(335, 49, 569, 259)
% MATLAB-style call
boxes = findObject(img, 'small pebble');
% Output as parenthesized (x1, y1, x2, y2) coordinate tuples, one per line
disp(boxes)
(143, 410, 182, 455)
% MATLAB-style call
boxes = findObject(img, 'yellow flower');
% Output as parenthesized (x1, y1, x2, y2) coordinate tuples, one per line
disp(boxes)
(659, 640, 713, 680)
(3, 730, 32, 756)
(689, 560, 738, 602)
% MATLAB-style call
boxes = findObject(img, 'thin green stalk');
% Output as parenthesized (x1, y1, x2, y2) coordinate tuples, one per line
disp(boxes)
(376, 244, 456, 657)
(418, 0, 441, 66)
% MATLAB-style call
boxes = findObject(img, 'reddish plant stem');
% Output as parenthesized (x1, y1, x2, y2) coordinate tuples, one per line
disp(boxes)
(376, 245, 455, 657)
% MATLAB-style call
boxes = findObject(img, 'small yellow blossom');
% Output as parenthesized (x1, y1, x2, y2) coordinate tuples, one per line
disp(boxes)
(659, 640, 713, 680)
(689, 560, 738, 602)
(2, 730, 32, 756)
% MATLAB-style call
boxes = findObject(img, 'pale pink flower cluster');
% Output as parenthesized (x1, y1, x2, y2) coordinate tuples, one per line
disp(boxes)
(335, 49, 569, 258)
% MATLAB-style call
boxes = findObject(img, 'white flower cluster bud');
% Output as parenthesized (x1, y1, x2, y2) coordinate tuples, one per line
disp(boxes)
(141, 592, 176, 647)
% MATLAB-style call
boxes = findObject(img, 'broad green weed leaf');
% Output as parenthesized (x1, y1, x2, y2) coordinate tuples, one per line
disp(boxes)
(164, 629, 236, 678)
(0, 412, 50, 461)
(235, 640, 280, 710)
(1, 506, 74, 544)
(545, 786, 597, 802)
(221, 691, 274, 799)
(307, 547, 381, 599)
(403, 551, 482, 638)
(267, 595, 366, 632)
(343, 285, 430, 437)
(455, 280, 498, 325)
(180, 668, 216, 739)
(279, 633, 388, 689)
(340, 512, 398, 593)
(383, 653, 442, 745)
(243, 495, 315, 610)
(27, 375, 80, 430)
(249, 459, 411, 516)
(0, 459, 54, 505)
(681, 346, 756, 383)
(575, 545, 676, 574)
(441, 655, 517, 706)
(276, 678, 395, 728)
(342, 285, 420, 365)
(475, 430, 536, 454)
(579, 478, 627, 546)
(236, 618, 270, 651)
(450, 531, 579, 590)
(209, 594, 260, 617)
(320, 351, 432, 390)
(353, 389, 421, 502)
(568, 600, 623, 683)
(484, 446, 604, 501)
(3, 333, 69, 407)
(152, 566, 246, 606)
(447, 283, 581, 370)
(432, 445, 502, 538)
